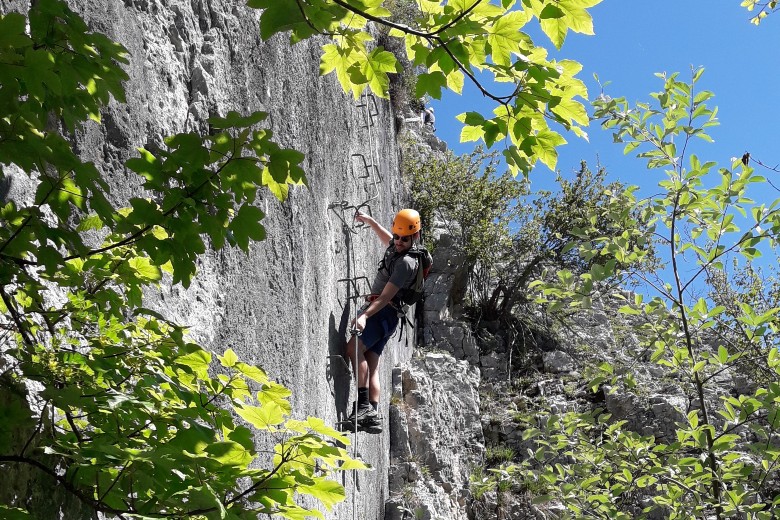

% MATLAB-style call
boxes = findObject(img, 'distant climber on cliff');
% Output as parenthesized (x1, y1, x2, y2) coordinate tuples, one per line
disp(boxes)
(422, 107, 435, 132)
(343, 208, 431, 434)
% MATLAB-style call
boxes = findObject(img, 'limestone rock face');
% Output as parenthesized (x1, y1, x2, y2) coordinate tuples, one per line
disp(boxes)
(542, 350, 576, 374)
(423, 232, 468, 325)
(386, 352, 484, 520)
(1, 1, 409, 518)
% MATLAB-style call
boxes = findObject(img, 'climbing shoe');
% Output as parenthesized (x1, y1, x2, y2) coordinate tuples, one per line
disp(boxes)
(345, 404, 377, 424)
(359, 422, 382, 434)
(339, 405, 382, 433)
(358, 412, 382, 434)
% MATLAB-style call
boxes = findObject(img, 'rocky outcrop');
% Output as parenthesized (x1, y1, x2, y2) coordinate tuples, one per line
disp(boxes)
(384, 231, 485, 519)
(422, 233, 479, 365)
(386, 352, 483, 520)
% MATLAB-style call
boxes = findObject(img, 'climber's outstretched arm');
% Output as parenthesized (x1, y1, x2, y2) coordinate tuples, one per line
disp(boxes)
(354, 210, 392, 245)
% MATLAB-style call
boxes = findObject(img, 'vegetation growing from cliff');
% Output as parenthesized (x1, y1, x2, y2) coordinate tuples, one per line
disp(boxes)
(509, 69, 780, 518)
(403, 143, 525, 278)
(403, 141, 654, 325)
(0, 2, 365, 518)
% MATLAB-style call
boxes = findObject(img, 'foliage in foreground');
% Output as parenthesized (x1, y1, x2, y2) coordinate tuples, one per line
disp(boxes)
(513, 69, 780, 518)
(0, 2, 365, 518)
(742, 0, 780, 23)
(251, 0, 601, 175)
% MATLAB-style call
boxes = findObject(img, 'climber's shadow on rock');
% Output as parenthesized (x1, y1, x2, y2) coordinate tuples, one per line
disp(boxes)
(327, 307, 353, 422)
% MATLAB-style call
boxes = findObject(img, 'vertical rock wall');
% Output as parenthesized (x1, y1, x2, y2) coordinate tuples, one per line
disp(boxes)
(2, 0, 412, 518)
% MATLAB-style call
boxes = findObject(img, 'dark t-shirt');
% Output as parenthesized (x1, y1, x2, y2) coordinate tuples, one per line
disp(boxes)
(370, 249, 416, 295)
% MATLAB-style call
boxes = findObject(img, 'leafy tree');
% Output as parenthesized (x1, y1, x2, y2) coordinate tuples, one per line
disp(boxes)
(403, 143, 526, 280)
(514, 68, 780, 519)
(404, 140, 650, 322)
(708, 260, 780, 388)
(250, 0, 601, 175)
(482, 162, 654, 322)
(0, 1, 365, 518)
(377, 0, 428, 114)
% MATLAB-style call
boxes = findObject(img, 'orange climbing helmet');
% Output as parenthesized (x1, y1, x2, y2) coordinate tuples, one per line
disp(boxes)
(392, 209, 421, 235)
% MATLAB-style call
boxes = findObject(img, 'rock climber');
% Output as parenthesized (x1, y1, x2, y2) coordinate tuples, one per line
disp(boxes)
(345, 208, 423, 433)
(422, 107, 435, 131)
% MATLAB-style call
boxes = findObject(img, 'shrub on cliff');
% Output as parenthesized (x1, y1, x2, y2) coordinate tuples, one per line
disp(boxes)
(403, 142, 653, 326)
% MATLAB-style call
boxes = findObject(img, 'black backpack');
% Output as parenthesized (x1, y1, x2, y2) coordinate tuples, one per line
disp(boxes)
(380, 243, 433, 307)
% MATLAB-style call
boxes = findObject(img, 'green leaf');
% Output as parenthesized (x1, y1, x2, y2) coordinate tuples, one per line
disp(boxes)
(186, 484, 227, 518)
(260, 167, 288, 201)
(320, 43, 363, 98)
(258, 383, 293, 415)
(205, 441, 254, 468)
(76, 213, 104, 232)
(0, 13, 30, 49)
(125, 256, 162, 282)
(531, 130, 567, 170)
(126, 147, 163, 186)
(228, 204, 266, 251)
(361, 48, 398, 98)
(235, 402, 285, 429)
(446, 69, 465, 94)
(208, 111, 268, 130)
(220, 349, 239, 368)
(415, 71, 448, 99)
(268, 148, 306, 184)
(538, 0, 599, 49)
(540, 4, 565, 18)
(176, 349, 212, 378)
(687, 410, 699, 428)
(487, 10, 530, 66)
(236, 362, 269, 383)
(254, 0, 307, 40)
(297, 478, 346, 511)
(460, 124, 485, 142)
(550, 97, 589, 127)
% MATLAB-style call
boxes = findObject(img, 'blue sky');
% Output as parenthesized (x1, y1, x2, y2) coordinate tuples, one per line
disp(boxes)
(431, 2, 780, 190)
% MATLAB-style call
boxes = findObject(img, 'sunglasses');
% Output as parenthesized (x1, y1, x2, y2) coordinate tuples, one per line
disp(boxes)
(392, 234, 412, 243)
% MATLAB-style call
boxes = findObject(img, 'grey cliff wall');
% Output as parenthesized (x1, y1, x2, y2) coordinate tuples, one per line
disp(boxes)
(2, 0, 412, 518)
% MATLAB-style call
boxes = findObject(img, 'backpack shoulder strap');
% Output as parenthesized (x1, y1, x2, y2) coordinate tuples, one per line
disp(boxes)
(379, 244, 397, 272)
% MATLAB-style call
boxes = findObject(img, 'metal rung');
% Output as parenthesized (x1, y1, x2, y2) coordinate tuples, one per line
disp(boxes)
(337, 276, 370, 298)
(336, 276, 371, 312)
(350, 154, 381, 204)
(328, 200, 373, 232)
(355, 93, 379, 128)
(351, 153, 378, 180)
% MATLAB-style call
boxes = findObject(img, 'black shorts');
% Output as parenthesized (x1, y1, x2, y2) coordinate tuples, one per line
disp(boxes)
(358, 304, 399, 356)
